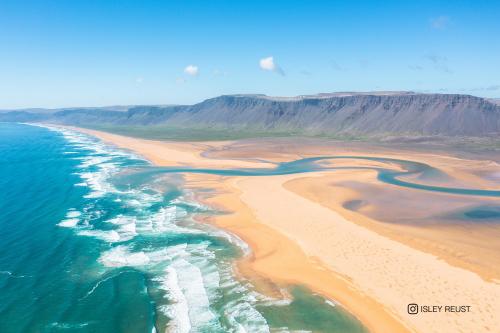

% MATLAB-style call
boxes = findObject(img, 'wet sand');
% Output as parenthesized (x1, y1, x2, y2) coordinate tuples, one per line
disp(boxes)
(69, 127, 500, 333)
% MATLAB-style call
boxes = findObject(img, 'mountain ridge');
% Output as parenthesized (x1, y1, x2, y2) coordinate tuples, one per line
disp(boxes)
(1, 92, 500, 138)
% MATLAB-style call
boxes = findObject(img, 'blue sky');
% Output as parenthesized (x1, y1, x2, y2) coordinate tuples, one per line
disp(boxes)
(0, 0, 499, 108)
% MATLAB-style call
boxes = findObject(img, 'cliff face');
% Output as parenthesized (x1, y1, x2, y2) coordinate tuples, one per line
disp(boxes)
(2, 93, 500, 137)
(165, 94, 500, 136)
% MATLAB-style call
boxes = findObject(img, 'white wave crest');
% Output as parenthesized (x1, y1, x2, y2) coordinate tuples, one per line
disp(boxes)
(79, 230, 122, 243)
(99, 246, 151, 267)
(160, 266, 191, 333)
(58, 209, 82, 227)
(58, 218, 80, 228)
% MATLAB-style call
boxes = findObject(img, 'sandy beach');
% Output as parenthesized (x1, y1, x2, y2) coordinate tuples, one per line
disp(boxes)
(71, 127, 500, 333)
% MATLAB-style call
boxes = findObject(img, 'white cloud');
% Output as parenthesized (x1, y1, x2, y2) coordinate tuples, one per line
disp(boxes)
(135, 77, 144, 84)
(259, 56, 285, 76)
(470, 85, 500, 92)
(213, 69, 228, 77)
(430, 16, 450, 30)
(260, 56, 275, 71)
(331, 60, 344, 71)
(408, 65, 423, 71)
(184, 65, 199, 76)
(424, 54, 453, 73)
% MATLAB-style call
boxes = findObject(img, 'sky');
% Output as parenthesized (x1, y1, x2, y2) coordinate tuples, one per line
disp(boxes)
(0, 0, 499, 108)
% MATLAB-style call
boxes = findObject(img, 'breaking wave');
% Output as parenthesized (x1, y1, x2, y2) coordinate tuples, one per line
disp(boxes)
(43, 126, 278, 332)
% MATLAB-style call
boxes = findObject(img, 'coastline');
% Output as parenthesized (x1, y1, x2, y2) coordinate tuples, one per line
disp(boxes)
(67, 126, 500, 333)
(190, 173, 411, 333)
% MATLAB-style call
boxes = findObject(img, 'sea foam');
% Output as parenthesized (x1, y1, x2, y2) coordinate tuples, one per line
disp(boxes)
(58, 210, 82, 227)
(160, 266, 191, 333)
(42, 125, 277, 332)
(99, 246, 151, 267)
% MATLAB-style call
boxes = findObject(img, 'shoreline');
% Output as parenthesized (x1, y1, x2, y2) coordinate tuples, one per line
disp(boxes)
(189, 173, 411, 333)
(67, 126, 500, 333)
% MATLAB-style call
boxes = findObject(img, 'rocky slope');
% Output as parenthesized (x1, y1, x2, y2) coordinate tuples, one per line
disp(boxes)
(2, 92, 500, 137)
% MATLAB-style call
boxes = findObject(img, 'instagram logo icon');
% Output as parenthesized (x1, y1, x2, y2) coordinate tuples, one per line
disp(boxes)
(408, 303, 419, 315)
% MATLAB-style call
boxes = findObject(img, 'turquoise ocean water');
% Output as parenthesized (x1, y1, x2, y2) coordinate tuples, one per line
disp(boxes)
(0, 123, 367, 333)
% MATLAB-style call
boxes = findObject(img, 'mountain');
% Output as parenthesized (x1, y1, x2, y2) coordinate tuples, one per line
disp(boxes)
(2, 92, 500, 138)
(489, 98, 500, 106)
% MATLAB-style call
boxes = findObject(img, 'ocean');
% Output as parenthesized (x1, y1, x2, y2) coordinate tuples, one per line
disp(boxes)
(0, 123, 366, 333)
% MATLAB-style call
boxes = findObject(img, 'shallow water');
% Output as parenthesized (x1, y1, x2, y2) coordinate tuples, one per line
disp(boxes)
(121, 155, 500, 198)
(457, 206, 500, 221)
(0, 123, 367, 333)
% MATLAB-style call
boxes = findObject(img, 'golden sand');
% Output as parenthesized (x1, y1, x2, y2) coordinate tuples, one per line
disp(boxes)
(69, 128, 500, 333)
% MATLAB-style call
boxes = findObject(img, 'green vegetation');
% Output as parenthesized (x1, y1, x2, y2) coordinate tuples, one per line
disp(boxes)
(77, 124, 500, 152)
(80, 124, 370, 142)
